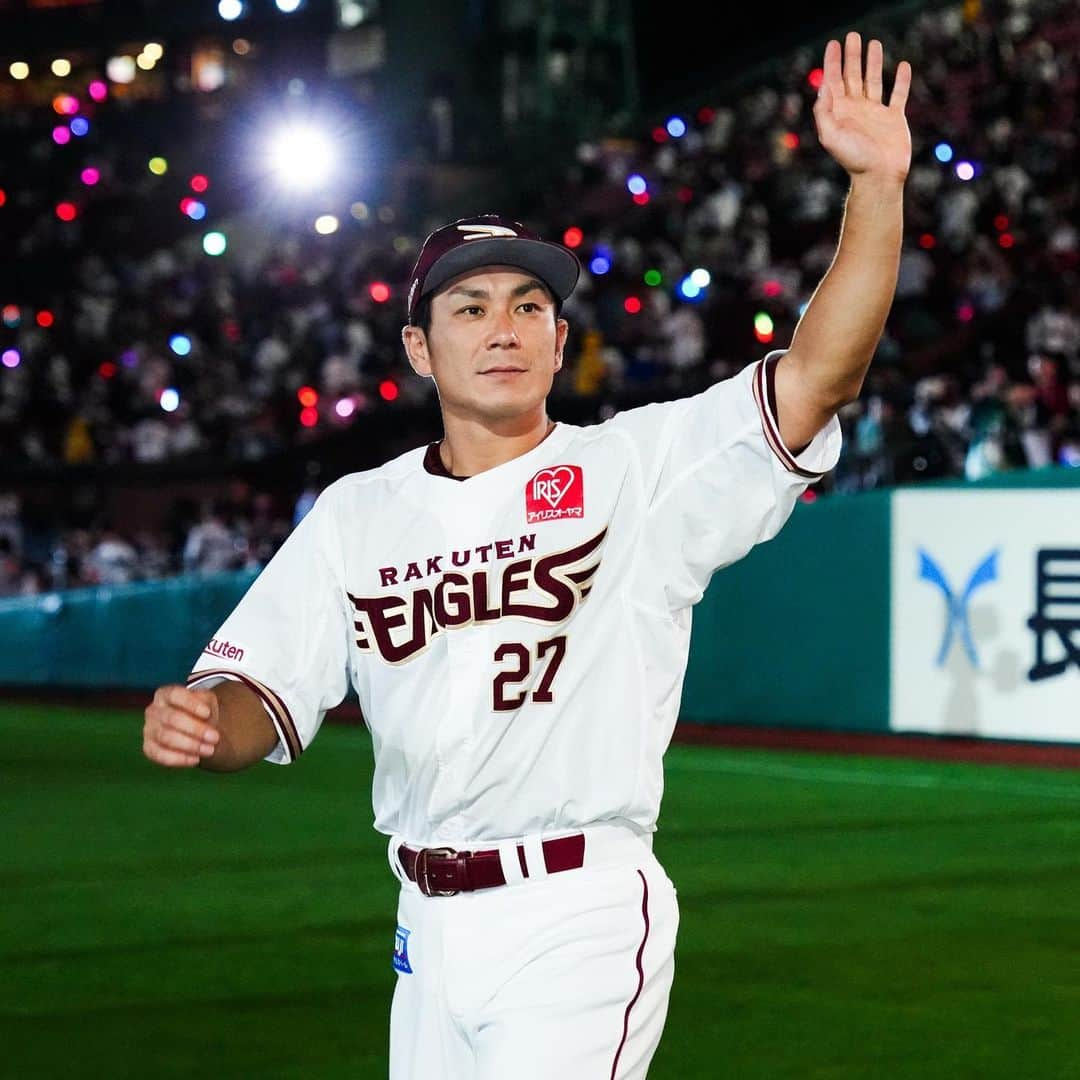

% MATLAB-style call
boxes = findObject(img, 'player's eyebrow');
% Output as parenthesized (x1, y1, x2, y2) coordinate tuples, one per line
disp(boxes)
(445, 279, 549, 301)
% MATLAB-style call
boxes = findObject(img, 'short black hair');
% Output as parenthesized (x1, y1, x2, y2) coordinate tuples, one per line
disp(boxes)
(409, 280, 563, 335)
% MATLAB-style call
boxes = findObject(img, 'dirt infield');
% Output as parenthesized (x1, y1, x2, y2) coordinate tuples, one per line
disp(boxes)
(8, 686, 1080, 770)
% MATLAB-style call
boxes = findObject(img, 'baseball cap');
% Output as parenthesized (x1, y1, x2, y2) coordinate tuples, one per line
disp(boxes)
(406, 214, 581, 324)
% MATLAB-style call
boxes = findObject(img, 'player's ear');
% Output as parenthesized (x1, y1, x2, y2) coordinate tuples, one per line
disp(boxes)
(402, 325, 433, 378)
(553, 317, 569, 374)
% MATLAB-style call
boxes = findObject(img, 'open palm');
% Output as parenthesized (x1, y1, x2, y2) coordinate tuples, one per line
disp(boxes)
(813, 32, 912, 183)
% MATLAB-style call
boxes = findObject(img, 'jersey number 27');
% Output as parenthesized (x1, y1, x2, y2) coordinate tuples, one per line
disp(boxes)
(492, 635, 567, 711)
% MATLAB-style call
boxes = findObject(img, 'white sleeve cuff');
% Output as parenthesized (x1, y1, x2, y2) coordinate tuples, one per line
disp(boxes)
(751, 349, 842, 479)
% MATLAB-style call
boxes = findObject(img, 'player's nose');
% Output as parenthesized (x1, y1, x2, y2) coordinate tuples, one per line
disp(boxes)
(485, 310, 520, 347)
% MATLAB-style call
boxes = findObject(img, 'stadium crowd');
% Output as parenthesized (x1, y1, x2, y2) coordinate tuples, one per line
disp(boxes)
(0, 0, 1077, 596)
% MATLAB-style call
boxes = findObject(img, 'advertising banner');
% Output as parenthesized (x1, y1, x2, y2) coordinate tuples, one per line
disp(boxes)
(891, 490, 1079, 742)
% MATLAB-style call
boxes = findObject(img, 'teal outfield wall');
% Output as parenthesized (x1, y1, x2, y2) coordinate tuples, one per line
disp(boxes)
(2, 465, 1077, 735)
(680, 489, 892, 732)
(0, 570, 257, 691)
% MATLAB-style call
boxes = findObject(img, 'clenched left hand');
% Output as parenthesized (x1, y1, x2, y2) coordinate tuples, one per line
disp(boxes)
(813, 32, 912, 183)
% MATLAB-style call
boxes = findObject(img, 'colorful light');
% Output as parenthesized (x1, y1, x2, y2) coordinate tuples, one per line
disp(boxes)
(55, 202, 77, 221)
(918, 233, 936, 249)
(143, 43, 164, 61)
(80, 167, 100, 186)
(807, 68, 824, 90)
(36, 310, 54, 328)
(644, 269, 662, 286)
(106, 56, 136, 84)
(696, 106, 715, 123)
(169, 334, 192, 356)
(148, 156, 168, 175)
(219, 0, 244, 19)
(754, 312, 774, 338)
(98, 361, 117, 378)
(763, 279, 782, 297)
(69, 117, 89, 137)
(52, 126, 72, 145)
(993, 214, 1009, 231)
(369, 282, 390, 303)
(190, 174, 209, 193)
(689, 268, 711, 288)
(651, 127, 669, 143)
(298, 386, 318, 407)
(159, 388, 180, 412)
(299, 406, 319, 427)
(335, 397, 355, 418)
(53, 94, 79, 115)
(136, 54, 156, 71)
(957, 301, 975, 322)
(624, 297, 642, 314)
(88, 80, 108, 101)
(9, 62, 29, 81)
(999, 232, 1015, 249)
(2, 349, 20, 368)
(934, 142, 953, 163)
(590, 255, 611, 275)
(626, 174, 647, 195)
(51, 58, 72, 77)
(781, 132, 800, 149)
(678, 275, 702, 300)
(184, 200, 207, 220)
(2, 305, 19, 327)
(379, 379, 399, 402)
(955, 161, 975, 181)
(563, 226, 583, 248)
(0, 190, 6, 208)
(314, 214, 339, 235)
(202, 231, 227, 256)
(666, 117, 686, 138)
(632, 192, 650, 206)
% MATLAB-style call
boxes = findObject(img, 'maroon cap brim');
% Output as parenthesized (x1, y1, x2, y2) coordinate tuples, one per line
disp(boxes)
(412, 237, 580, 320)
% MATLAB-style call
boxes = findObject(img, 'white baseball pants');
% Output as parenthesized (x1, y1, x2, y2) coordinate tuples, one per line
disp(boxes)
(386, 825, 679, 1079)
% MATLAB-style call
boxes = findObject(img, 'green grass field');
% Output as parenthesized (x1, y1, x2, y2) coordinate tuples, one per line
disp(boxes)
(4, 702, 1080, 1079)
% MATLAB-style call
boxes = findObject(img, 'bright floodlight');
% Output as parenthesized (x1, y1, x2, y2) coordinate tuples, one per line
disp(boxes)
(276, 0, 303, 10)
(218, 0, 244, 20)
(267, 124, 336, 189)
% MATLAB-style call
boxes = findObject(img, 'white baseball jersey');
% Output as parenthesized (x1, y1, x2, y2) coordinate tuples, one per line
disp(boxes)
(187, 349, 841, 846)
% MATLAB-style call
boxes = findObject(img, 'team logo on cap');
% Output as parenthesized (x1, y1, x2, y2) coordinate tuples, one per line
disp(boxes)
(456, 223, 519, 239)
(525, 465, 584, 523)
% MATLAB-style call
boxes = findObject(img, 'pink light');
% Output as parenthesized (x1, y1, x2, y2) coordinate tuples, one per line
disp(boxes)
(957, 301, 975, 322)
(88, 80, 108, 102)
(81, 167, 100, 186)
(52, 126, 72, 145)
(335, 398, 355, 418)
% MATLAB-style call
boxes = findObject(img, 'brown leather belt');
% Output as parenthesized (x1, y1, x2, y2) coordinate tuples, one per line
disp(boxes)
(399, 834, 586, 897)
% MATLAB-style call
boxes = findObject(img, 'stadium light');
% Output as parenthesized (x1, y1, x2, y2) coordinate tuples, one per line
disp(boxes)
(265, 124, 337, 189)
(276, 0, 303, 10)
(218, 0, 244, 20)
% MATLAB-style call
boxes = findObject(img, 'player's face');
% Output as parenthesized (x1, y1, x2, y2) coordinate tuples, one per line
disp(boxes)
(403, 267, 569, 425)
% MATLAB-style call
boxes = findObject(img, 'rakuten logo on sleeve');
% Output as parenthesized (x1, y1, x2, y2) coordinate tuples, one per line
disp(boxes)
(525, 465, 584, 523)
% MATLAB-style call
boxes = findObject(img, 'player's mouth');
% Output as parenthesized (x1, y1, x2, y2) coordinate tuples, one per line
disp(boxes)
(479, 366, 527, 376)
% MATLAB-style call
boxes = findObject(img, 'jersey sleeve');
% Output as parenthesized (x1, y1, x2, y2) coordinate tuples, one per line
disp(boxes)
(612, 348, 842, 610)
(185, 485, 352, 764)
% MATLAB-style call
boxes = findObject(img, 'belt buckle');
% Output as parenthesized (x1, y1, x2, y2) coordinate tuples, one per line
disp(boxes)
(415, 846, 459, 897)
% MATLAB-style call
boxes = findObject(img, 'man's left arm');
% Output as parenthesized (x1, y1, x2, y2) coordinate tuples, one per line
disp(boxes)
(774, 31, 913, 452)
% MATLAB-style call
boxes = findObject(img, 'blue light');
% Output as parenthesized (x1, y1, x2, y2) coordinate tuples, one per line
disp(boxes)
(169, 334, 192, 356)
(678, 275, 702, 300)
(934, 142, 953, 163)
(590, 256, 611, 275)
(185, 200, 207, 220)
(69, 117, 89, 137)
(626, 174, 647, 196)
(666, 117, 687, 138)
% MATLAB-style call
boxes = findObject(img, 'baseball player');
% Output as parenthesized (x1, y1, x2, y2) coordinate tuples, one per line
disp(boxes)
(144, 33, 911, 1078)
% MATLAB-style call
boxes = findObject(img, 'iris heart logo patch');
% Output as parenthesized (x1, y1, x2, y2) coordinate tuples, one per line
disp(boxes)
(526, 465, 584, 523)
